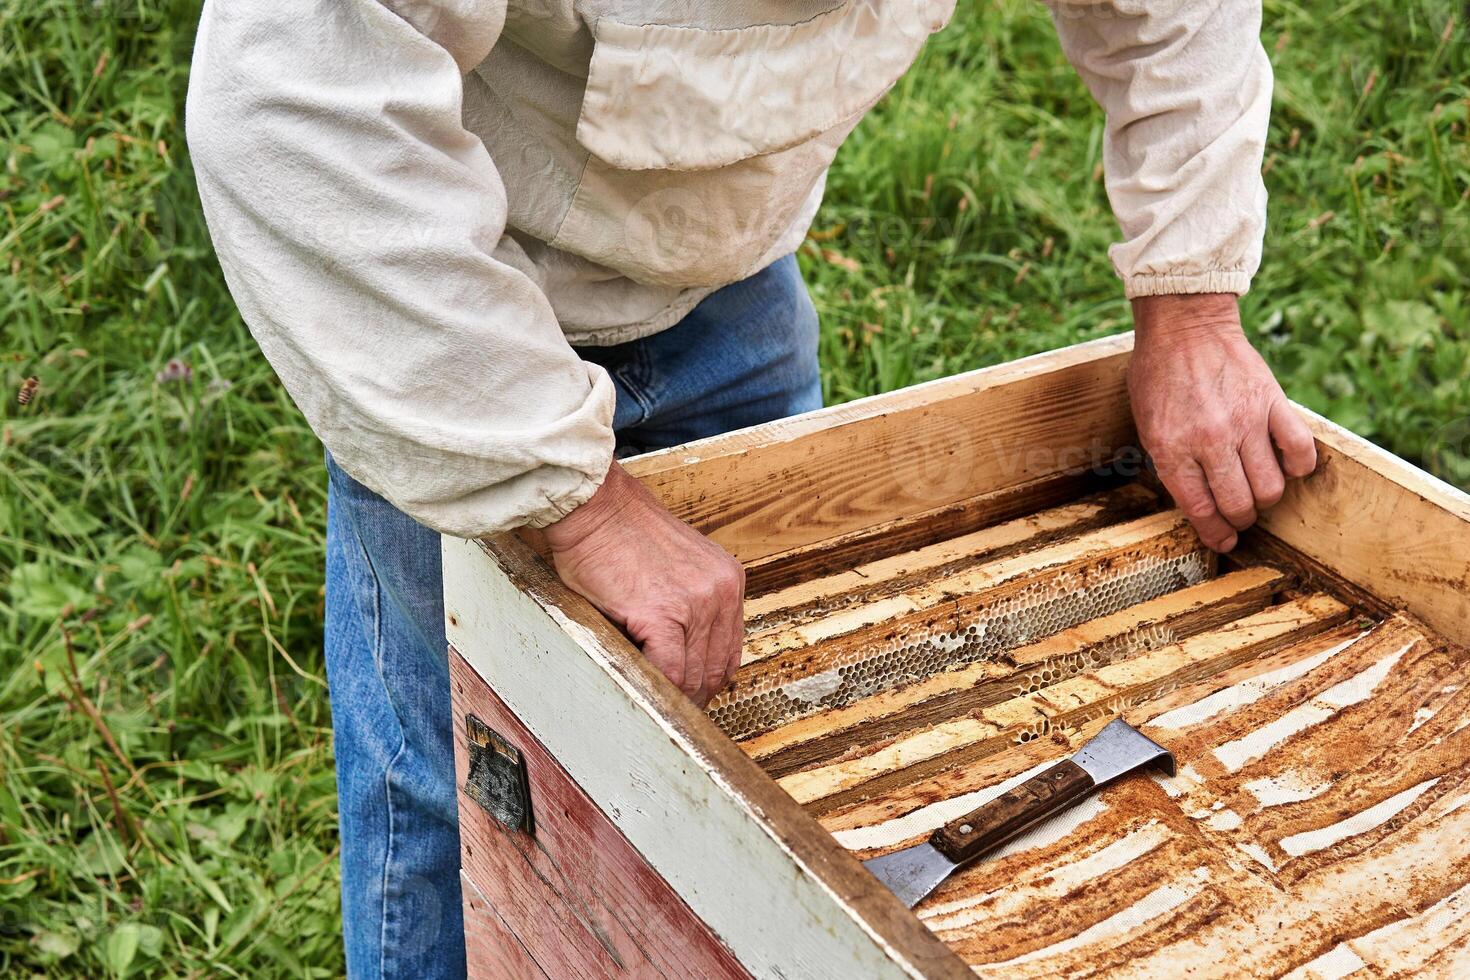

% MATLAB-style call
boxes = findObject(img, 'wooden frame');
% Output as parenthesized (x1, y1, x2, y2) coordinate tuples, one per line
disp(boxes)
(1254, 407, 1470, 639)
(444, 333, 1470, 977)
(625, 333, 1139, 565)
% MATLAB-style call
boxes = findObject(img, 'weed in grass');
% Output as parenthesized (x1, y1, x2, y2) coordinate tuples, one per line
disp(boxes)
(1, 0, 1467, 976)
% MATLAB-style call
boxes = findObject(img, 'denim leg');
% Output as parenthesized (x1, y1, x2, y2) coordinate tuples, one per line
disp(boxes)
(323, 252, 820, 978)
(326, 457, 464, 980)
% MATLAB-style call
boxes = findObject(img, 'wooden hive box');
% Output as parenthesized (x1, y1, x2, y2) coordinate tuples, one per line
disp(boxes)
(442, 333, 1470, 978)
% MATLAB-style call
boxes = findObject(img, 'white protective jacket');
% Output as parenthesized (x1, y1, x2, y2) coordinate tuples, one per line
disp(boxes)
(186, 0, 1272, 536)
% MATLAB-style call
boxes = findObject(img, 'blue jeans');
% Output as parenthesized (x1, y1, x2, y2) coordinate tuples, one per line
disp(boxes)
(323, 254, 820, 979)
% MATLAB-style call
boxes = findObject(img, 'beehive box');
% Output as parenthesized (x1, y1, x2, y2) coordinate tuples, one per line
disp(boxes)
(442, 334, 1470, 978)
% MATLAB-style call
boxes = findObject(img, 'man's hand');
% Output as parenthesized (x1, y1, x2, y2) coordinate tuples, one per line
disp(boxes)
(1129, 293, 1317, 553)
(544, 461, 745, 706)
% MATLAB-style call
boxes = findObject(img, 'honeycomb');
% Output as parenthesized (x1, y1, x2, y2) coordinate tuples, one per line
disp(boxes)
(747, 550, 1031, 634)
(1009, 621, 1180, 699)
(712, 548, 1213, 742)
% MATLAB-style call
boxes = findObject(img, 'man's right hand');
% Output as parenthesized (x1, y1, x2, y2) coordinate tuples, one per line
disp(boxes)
(544, 461, 746, 707)
(1128, 294, 1318, 553)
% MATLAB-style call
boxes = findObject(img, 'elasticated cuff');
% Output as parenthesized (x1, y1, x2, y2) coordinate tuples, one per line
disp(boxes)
(1123, 270, 1253, 300)
(520, 463, 611, 530)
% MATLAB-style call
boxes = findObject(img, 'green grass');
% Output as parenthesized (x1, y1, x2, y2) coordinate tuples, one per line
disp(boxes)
(2, 0, 1467, 975)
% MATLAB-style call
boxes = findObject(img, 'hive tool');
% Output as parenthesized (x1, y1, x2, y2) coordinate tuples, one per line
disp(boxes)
(864, 718, 1175, 908)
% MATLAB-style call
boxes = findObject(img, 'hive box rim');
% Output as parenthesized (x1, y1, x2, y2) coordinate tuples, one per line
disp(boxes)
(449, 331, 1470, 977)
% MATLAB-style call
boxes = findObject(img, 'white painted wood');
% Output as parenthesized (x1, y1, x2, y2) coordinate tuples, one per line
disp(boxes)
(442, 535, 941, 980)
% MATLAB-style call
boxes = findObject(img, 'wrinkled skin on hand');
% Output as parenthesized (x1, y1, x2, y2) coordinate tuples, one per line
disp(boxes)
(1129, 293, 1318, 553)
(544, 461, 745, 706)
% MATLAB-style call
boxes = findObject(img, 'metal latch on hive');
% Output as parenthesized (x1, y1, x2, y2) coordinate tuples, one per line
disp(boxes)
(464, 714, 534, 834)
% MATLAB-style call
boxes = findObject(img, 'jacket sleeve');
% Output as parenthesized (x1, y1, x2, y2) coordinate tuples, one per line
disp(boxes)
(185, 0, 615, 537)
(1046, 0, 1273, 298)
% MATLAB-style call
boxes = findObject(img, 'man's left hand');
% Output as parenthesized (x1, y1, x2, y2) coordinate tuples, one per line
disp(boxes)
(1128, 293, 1318, 553)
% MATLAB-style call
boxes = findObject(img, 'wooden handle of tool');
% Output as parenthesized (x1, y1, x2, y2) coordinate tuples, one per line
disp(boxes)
(929, 760, 1095, 864)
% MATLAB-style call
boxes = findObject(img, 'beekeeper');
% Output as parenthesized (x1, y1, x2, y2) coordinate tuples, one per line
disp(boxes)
(186, 1, 1316, 975)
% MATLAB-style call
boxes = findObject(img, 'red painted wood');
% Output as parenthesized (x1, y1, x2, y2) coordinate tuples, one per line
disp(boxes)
(462, 873, 549, 980)
(450, 649, 751, 979)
